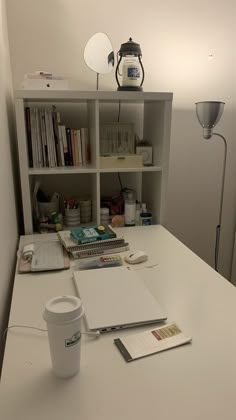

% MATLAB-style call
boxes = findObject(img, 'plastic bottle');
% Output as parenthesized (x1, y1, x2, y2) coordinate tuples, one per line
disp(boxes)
(135, 202, 141, 226)
(124, 192, 136, 226)
(140, 203, 152, 225)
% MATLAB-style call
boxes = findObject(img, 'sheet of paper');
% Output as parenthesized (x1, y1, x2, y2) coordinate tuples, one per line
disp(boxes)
(114, 322, 192, 362)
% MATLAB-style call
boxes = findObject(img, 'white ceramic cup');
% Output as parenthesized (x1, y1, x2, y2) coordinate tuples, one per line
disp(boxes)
(43, 295, 84, 378)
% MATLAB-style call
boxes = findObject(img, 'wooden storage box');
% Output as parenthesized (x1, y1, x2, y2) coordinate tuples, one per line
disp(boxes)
(100, 155, 143, 169)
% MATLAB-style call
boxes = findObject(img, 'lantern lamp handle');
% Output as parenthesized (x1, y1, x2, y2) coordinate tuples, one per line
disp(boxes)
(139, 56, 145, 87)
(115, 55, 122, 88)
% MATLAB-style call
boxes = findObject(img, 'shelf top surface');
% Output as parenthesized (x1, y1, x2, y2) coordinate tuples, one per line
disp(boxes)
(15, 89, 173, 102)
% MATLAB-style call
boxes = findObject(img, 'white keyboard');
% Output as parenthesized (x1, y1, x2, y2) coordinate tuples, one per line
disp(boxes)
(31, 241, 65, 271)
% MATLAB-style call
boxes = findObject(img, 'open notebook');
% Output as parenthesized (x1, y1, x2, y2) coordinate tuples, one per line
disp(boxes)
(73, 266, 167, 332)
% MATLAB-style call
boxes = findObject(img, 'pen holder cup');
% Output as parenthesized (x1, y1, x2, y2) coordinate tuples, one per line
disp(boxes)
(79, 199, 92, 223)
(64, 208, 80, 227)
(38, 201, 59, 218)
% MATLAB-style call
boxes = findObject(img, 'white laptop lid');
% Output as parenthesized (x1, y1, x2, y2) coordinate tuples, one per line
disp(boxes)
(73, 266, 167, 332)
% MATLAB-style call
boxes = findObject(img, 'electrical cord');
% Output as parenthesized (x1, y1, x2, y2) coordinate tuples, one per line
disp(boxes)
(3, 325, 100, 341)
(118, 172, 123, 191)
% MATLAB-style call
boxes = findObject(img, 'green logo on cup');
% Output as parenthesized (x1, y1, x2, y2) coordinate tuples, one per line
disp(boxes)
(65, 331, 81, 347)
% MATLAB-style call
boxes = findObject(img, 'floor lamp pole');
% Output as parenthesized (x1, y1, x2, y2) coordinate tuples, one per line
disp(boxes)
(213, 133, 227, 272)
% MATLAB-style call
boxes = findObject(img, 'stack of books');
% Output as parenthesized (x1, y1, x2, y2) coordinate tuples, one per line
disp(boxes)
(57, 225, 129, 258)
(25, 105, 90, 168)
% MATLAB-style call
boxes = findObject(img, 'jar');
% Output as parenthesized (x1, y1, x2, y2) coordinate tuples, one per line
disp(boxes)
(122, 56, 141, 87)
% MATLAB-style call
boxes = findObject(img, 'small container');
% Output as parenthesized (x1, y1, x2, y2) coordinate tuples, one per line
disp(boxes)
(140, 203, 152, 225)
(124, 191, 136, 227)
(135, 202, 141, 226)
(79, 199, 92, 223)
(64, 208, 80, 227)
(38, 201, 59, 218)
(100, 207, 110, 225)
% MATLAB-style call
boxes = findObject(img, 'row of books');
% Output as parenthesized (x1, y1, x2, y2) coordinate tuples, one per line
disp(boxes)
(57, 226, 129, 258)
(25, 106, 90, 168)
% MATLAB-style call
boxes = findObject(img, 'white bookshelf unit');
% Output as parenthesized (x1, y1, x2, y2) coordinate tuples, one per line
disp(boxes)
(15, 90, 173, 234)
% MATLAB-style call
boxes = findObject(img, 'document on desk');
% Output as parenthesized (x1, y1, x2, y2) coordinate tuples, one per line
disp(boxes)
(114, 322, 192, 362)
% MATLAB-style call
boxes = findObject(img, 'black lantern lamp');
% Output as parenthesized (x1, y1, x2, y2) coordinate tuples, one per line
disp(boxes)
(115, 37, 145, 91)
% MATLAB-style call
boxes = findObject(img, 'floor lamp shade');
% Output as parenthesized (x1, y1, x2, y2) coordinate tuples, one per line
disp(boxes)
(195, 100, 227, 273)
(195, 101, 225, 139)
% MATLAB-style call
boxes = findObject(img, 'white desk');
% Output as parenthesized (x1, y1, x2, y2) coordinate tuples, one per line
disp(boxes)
(1, 226, 236, 420)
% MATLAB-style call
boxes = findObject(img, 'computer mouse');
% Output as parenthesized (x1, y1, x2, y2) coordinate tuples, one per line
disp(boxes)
(125, 250, 148, 264)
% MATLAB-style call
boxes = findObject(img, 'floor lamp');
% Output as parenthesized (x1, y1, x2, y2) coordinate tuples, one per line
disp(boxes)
(195, 101, 227, 272)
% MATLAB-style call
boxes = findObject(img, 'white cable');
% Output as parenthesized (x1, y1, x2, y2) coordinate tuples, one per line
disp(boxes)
(133, 263, 159, 271)
(4, 325, 100, 339)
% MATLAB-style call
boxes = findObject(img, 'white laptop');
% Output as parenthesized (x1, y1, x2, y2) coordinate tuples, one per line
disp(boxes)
(73, 266, 167, 332)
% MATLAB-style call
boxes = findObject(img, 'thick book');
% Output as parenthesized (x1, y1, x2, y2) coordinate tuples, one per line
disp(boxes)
(57, 230, 124, 251)
(71, 224, 117, 244)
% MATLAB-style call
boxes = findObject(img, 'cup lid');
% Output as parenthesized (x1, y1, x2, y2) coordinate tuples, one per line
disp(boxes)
(43, 295, 84, 324)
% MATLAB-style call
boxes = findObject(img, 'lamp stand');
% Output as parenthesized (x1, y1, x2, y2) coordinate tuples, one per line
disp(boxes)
(213, 133, 227, 272)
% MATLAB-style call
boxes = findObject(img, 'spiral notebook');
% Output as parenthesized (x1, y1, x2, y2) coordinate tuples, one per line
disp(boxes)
(57, 230, 129, 258)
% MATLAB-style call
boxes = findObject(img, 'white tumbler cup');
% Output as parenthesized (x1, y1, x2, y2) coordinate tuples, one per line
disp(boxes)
(43, 295, 84, 378)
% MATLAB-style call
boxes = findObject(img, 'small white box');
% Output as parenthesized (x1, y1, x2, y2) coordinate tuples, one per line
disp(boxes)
(100, 155, 143, 169)
(21, 78, 68, 90)
(136, 146, 153, 165)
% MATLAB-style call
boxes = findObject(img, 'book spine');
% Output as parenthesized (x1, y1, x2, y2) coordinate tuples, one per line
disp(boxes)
(71, 244, 129, 258)
(52, 106, 61, 166)
(66, 128, 73, 165)
(81, 127, 90, 165)
(39, 109, 46, 167)
(35, 108, 43, 168)
(68, 238, 125, 251)
(60, 125, 69, 166)
(45, 109, 54, 167)
(25, 107, 33, 167)
(42, 108, 50, 167)
(29, 107, 37, 168)
(73, 129, 79, 166)
(106, 224, 117, 238)
(70, 129, 76, 166)
(58, 125, 65, 166)
(77, 129, 82, 166)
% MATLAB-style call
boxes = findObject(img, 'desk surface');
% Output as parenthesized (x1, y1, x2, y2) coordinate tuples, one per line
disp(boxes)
(1, 226, 236, 420)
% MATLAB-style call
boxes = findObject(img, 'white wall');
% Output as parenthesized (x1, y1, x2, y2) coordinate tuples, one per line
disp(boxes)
(6, 0, 236, 279)
(0, 0, 19, 366)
